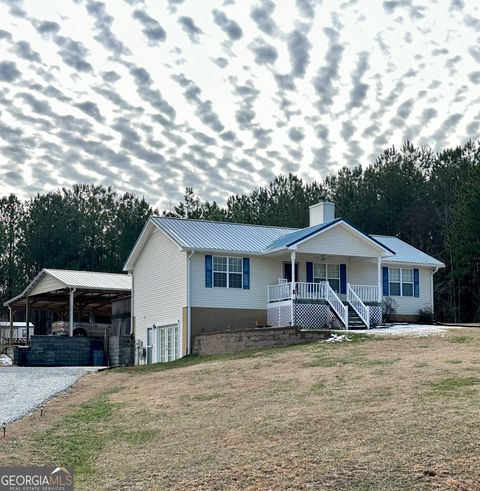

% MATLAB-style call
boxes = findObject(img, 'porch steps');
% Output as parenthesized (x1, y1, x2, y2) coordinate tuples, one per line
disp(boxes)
(346, 305, 367, 329)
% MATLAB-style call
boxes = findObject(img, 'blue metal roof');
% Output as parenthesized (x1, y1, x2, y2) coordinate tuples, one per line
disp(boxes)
(263, 218, 341, 251)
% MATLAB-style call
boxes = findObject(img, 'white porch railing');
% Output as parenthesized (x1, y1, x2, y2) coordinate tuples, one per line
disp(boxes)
(294, 281, 327, 300)
(347, 283, 370, 329)
(267, 281, 348, 329)
(267, 282, 291, 303)
(350, 284, 379, 303)
(325, 282, 349, 329)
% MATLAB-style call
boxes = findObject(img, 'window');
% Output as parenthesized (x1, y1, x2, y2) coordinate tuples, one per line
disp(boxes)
(313, 263, 340, 293)
(389, 267, 413, 296)
(213, 256, 243, 288)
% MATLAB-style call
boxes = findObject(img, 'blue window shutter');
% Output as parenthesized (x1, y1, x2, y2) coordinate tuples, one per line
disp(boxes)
(413, 268, 420, 297)
(242, 257, 250, 290)
(340, 264, 347, 294)
(205, 255, 212, 288)
(383, 267, 389, 296)
(306, 262, 313, 283)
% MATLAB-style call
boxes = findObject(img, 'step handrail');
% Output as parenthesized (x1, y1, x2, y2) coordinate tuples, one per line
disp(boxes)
(347, 283, 370, 329)
(324, 282, 348, 329)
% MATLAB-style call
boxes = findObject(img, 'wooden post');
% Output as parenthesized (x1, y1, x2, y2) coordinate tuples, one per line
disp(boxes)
(69, 289, 75, 337)
(25, 298, 30, 344)
(8, 307, 14, 346)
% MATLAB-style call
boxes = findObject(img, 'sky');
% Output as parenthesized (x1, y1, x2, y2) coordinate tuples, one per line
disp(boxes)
(0, 0, 478, 210)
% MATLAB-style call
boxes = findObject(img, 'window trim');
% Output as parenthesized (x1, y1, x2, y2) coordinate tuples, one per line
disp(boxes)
(212, 255, 243, 289)
(389, 267, 414, 297)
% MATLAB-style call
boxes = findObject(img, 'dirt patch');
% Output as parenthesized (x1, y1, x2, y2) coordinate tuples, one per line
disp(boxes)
(2, 329, 480, 490)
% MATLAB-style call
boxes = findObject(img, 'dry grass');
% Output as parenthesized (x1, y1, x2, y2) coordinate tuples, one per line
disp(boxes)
(3, 329, 480, 490)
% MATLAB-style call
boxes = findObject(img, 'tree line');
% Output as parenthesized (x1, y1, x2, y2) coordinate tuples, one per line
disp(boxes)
(2, 141, 480, 322)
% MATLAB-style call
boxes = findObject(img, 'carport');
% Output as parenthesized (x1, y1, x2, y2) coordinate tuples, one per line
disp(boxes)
(4, 269, 132, 345)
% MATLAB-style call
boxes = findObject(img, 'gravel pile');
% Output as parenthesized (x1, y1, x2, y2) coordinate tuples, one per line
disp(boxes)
(0, 366, 98, 424)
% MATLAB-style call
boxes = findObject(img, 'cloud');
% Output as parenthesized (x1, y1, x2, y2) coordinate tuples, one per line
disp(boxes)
(312, 27, 344, 109)
(75, 101, 105, 122)
(212, 9, 243, 41)
(0, 61, 21, 82)
(55, 36, 93, 72)
(212, 57, 228, 68)
(346, 51, 369, 110)
(132, 9, 166, 44)
(250, 0, 277, 36)
(178, 16, 203, 43)
(102, 70, 121, 83)
(0, 29, 12, 41)
(296, 0, 316, 18)
(288, 127, 305, 142)
(35, 20, 60, 35)
(249, 38, 278, 64)
(287, 28, 311, 77)
(86, 1, 129, 58)
(469, 71, 480, 84)
(13, 41, 41, 62)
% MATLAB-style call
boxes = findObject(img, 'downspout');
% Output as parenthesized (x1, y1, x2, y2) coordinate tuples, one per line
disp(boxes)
(431, 267, 439, 320)
(187, 250, 195, 355)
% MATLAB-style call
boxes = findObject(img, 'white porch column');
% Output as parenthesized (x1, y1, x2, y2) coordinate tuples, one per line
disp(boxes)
(290, 250, 296, 326)
(8, 306, 13, 346)
(377, 257, 382, 303)
(25, 298, 30, 344)
(69, 288, 76, 337)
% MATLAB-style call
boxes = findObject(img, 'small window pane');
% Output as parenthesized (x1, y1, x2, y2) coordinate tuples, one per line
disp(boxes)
(329, 279, 340, 293)
(402, 283, 413, 296)
(213, 256, 227, 271)
(229, 257, 242, 272)
(390, 282, 401, 296)
(402, 269, 413, 282)
(229, 272, 242, 288)
(213, 272, 227, 287)
(327, 264, 340, 279)
(314, 263, 326, 279)
(389, 268, 400, 282)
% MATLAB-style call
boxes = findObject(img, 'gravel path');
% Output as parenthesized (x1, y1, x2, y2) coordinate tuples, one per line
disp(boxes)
(0, 367, 98, 424)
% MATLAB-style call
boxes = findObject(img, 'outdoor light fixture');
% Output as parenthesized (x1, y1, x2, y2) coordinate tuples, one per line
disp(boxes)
(2, 422, 6, 437)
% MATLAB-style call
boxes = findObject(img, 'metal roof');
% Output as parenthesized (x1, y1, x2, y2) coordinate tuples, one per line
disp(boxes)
(142, 217, 444, 267)
(152, 217, 297, 253)
(4, 269, 131, 307)
(44, 269, 132, 290)
(371, 236, 445, 267)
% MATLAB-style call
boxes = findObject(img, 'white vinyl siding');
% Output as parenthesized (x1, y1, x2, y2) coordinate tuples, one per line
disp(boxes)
(132, 228, 186, 360)
(296, 223, 383, 257)
(192, 254, 279, 309)
(385, 266, 433, 316)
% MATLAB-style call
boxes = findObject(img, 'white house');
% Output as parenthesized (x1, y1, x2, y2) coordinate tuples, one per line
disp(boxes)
(124, 202, 444, 363)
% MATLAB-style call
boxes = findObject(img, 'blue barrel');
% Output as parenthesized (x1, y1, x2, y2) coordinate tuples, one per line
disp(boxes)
(92, 350, 104, 366)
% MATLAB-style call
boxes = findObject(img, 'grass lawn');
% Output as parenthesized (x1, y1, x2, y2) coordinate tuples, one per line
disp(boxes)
(3, 329, 480, 490)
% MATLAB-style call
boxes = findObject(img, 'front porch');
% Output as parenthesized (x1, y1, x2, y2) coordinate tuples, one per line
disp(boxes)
(267, 281, 382, 330)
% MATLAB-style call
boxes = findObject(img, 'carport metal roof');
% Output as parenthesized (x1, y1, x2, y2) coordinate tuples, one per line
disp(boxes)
(4, 269, 132, 315)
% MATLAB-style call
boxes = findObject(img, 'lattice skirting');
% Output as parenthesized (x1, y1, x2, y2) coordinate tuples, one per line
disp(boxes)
(267, 301, 292, 328)
(267, 301, 342, 329)
(368, 305, 382, 327)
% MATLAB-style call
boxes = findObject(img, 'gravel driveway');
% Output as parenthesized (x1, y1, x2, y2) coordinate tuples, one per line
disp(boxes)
(0, 366, 98, 424)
